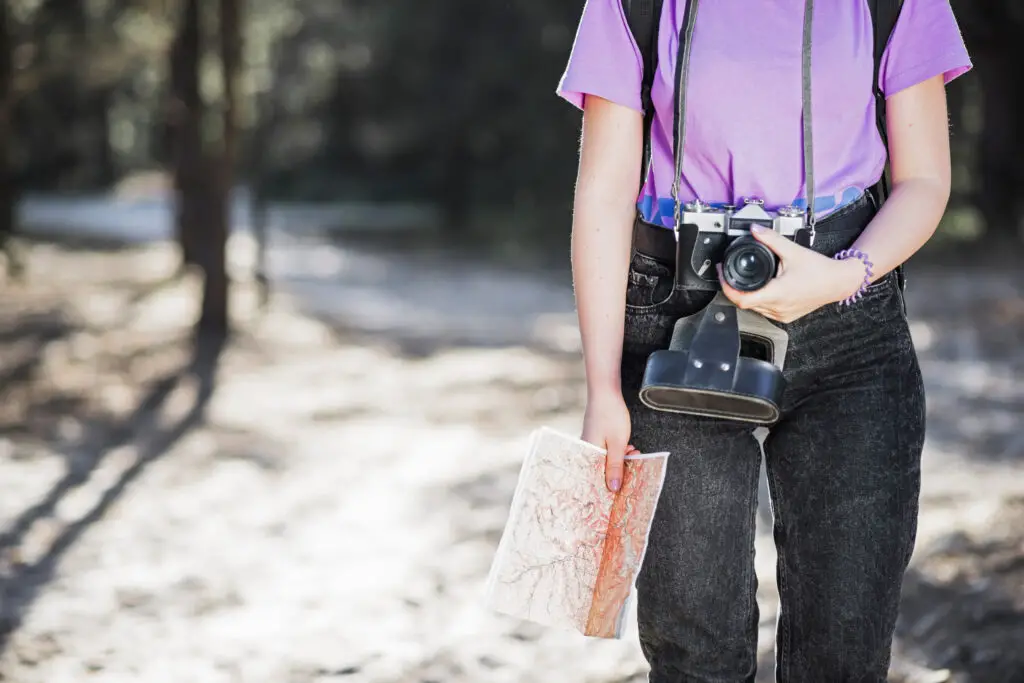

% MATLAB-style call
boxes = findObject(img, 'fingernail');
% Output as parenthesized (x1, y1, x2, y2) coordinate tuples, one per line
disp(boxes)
(610, 478, 621, 492)
(750, 225, 765, 233)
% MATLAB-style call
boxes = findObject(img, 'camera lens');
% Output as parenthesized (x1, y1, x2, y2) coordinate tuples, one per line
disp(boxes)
(735, 252, 760, 277)
(723, 236, 777, 292)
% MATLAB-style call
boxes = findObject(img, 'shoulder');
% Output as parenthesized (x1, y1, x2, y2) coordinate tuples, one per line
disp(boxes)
(556, 0, 645, 112)
(881, 0, 972, 96)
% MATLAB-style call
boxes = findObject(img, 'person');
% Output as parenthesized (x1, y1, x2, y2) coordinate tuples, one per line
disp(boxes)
(557, 1, 972, 681)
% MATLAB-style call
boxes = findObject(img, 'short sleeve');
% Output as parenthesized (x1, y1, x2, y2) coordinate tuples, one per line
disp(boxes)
(556, 0, 644, 112)
(879, 0, 973, 98)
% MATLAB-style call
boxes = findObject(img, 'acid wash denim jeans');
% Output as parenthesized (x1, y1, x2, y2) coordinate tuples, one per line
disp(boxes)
(620, 196, 926, 683)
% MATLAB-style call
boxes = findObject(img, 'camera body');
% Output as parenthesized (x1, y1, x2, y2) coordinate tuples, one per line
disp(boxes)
(635, 197, 810, 424)
(675, 198, 807, 292)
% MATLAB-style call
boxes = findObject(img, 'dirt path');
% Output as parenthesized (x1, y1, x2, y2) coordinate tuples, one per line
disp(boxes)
(0, 237, 1022, 683)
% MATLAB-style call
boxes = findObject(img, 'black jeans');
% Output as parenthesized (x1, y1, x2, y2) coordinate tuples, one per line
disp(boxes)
(620, 196, 926, 682)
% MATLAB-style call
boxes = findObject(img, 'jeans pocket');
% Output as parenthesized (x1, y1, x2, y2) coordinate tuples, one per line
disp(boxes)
(625, 250, 675, 313)
(838, 269, 911, 332)
(863, 269, 899, 296)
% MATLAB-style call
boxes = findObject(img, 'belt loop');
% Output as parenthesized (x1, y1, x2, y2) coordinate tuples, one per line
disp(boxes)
(865, 186, 880, 211)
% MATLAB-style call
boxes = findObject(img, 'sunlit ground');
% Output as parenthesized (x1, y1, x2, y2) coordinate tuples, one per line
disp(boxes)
(0, 217, 1022, 682)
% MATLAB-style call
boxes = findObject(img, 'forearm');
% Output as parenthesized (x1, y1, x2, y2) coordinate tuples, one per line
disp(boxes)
(845, 75, 953, 292)
(570, 97, 644, 396)
(572, 183, 636, 396)
(849, 177, 950, 284)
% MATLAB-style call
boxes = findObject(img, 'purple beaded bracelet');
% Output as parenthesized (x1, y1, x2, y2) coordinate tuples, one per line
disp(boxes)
(833, 248, 873, 306)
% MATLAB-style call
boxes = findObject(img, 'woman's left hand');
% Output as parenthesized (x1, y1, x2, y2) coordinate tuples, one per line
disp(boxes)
(719, 225, 866, 323)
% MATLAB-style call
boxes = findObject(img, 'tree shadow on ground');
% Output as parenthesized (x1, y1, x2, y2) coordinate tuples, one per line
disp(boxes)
(903, 265, 1024, 466)
(894, 506, 1024, 682)
(0, 329, 225, 653)
(0, 272, 195, 442)
(0, 309, 76, 411)
(11, 233, 159, 258)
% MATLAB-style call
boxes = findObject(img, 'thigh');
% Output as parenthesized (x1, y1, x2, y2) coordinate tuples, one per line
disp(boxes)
(621, 297, 762, 679)
(764, 279, 926, 681)
(631, 405, 763, 679)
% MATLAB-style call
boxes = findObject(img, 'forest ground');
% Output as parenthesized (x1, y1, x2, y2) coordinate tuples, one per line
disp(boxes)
(0, 205, 1023, 683)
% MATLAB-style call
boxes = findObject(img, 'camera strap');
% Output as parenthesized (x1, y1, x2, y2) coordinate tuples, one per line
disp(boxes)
(801, 0, 817, 241)
(670, 0, 818, 243)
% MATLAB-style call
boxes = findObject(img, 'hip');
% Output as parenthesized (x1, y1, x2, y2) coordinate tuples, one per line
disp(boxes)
(622, 194, 914, 379)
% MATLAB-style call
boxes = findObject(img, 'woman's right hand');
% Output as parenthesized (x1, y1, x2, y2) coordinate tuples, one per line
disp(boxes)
(570, 95, 644, 493)
(581, 389, 637, 493)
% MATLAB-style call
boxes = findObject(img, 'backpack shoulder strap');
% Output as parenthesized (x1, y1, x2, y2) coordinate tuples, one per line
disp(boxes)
(868, 0, 904, 202)
(622, 0, 662, 115)
(623, 0, 663, 194)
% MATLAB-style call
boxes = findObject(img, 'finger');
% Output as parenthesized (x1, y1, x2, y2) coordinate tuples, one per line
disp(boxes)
(719, 262, 781, 310)
(750, 225, 801, 259)
(755, 302, 798, 322)
(605, 439, 626, 492)
(751, 306, 782, 321)
(739, 272, 796, 311)
(718, 263, 759, 309)
(725, 280, 766, 310)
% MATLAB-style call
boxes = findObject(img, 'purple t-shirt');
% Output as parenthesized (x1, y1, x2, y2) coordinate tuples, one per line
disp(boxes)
(557, 0, 973, 226)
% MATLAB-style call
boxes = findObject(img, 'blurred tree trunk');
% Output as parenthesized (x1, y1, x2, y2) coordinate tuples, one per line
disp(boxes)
(976, 58, 1023, 239)
(194, 0, 242, 336)
(0, 0, 17, 276)
(435, 5, 481, 238)
(89, 86, 115, 186)
(245, 23, 290, 311)
(945, 78, 967, 206)
(169, 0, 203, 268)
(953, 0, 1024, 241)
(247, 89, 275, 309)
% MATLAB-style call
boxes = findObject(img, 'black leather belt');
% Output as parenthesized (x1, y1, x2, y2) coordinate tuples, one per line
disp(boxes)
(632, 192, 876, 265)
(632, 216, 678, 265)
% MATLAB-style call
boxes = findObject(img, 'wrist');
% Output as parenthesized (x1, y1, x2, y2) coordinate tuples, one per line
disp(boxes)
(586, 375, 622, 400)
(832, 257, 868, 302)
(830, 250, 874, 304)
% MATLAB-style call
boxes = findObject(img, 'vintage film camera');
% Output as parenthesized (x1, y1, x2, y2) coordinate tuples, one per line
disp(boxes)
(637, 198, 808, 425)
(675, 197, 807, 292)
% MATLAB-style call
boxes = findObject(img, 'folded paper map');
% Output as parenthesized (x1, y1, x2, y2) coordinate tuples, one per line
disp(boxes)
(483, 427, 670, 639)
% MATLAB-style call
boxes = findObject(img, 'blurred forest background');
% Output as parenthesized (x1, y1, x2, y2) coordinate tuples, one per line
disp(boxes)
(0, 0, 1020, 260)
(0, 2, 1023, 682)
